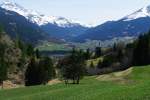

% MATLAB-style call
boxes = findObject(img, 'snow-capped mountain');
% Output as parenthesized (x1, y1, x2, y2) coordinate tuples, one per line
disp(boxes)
(3, 0, 150, 43)
(0, 1, 89, 41)
(122, 5, 150, 21)
(0, 7, 55, 44)
(0, 1, 84, 28)
(74, 5, 150, 42)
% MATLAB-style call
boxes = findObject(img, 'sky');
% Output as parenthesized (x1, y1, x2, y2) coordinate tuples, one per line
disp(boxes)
(0, 0, 150, 25)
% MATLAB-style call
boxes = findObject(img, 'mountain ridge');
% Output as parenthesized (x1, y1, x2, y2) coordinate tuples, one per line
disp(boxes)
(0, 1, 89, 28)
(0, 1, 89, 42)
(73, 4, 150, 42)
(121, 5, 150, 21)
(1, 1, 150, 43)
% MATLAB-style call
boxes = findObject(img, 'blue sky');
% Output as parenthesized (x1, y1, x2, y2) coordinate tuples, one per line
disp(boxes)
(0, 0, 150, 25)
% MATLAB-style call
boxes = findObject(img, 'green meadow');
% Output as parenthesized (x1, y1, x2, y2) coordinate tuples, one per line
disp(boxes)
(0, 65, 150, 100)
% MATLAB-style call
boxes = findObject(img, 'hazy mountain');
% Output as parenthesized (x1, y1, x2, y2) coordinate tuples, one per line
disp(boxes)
(74, 5, 150, 42)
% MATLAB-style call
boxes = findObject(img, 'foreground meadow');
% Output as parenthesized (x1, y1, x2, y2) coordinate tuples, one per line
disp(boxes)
(0, 65, 150, 100)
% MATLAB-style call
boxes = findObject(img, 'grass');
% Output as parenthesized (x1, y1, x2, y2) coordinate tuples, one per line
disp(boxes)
(86, 57, 103, 67)
(96, 67, 133, 83)
(36, 42, 71, 52)
(1, 65, 150, 100)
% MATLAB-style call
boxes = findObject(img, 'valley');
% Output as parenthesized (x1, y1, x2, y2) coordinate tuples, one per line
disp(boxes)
(1, 1, 150, 45)
(0, 1, 150, 100)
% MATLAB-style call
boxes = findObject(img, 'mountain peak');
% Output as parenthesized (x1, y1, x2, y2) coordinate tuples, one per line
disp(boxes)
(145, 5, 150, 14)
(1, 0, 24, 11)
(0, 1, 86, 27)
(121, 5, 150, 21)
(1, 0, 15, 5)
(0, 0, 32, 19)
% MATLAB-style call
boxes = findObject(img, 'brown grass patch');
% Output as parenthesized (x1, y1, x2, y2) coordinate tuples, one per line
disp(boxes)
(96, 67, 133, 84)
(48, 79, 61, 85)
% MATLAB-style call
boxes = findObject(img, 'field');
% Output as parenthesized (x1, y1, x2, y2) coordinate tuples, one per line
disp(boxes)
(36, 42, 72, 52)
(0, 65, 150, 100)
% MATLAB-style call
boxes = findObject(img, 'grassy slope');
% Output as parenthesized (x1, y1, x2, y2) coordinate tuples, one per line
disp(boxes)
(1, 65, 150, 100)
(86, 57, 103, 67)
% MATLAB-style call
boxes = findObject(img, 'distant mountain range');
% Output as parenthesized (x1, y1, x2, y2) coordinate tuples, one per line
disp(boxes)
(0, 1, 88, 42)
(0, 1, 150, 44)
(74, 5, 150, 42)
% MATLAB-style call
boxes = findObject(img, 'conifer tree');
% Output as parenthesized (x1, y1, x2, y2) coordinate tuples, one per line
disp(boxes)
(38, 57, 55, 84)
(95, 47, 102, 58)
(0, 44, 7, 85)
(97, 60, 102, 69)
(90, 61, 95, 68)
(26, 44, 34, 57)
(35, 49, 40, 59)
(25, 57, 38, 86)
(133, 33, 150, 65)
(85, 48, 91, 60)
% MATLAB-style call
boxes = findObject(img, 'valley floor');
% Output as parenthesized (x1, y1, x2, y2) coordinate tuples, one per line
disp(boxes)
(0, 65, 150, 100)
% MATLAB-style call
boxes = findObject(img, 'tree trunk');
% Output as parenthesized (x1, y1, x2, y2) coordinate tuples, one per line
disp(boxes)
(65, 79, 68, 85)
(1, 81, 3, 89)
(77, 77, 80, 84)
(73, 77, 75, 84)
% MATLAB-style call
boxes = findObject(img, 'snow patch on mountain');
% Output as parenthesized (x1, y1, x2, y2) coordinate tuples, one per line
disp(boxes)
(0, 1, 86, 27)
(122, 5, 150, 21)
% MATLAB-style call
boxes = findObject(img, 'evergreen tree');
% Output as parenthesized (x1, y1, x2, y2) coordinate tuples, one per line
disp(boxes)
(0, 24, 4, 38)
(25, 57, 38, 86)
(25, 57, 55, 86)
(95, 47, 102, 58)
(133, 33, 150, 65)
(0, 24, 4, 33)
(38, 57, 55, 84)
(35, 49, 40, 59)
(84, 48, 91, 60)
(113, 43, 117, 52)
(0, 37, 8, 86)
(0, 44, 7, 84)
(101, 56, 113, 68)
(97, 60, 102, 69)
(26, 44, 34, 57)
(90, 61, 95, 68)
